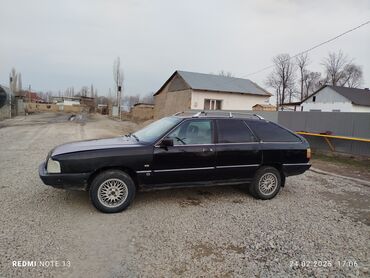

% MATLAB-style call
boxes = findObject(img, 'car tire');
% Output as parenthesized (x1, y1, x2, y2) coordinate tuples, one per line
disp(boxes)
(250, 166, 281, 200)
(89, 170, 136, 213)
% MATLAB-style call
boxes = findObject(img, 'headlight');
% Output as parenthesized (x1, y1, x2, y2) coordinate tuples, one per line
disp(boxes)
(47, 158, 61, 173)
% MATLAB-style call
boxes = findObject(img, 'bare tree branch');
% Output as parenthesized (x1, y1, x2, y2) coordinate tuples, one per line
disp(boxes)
(296, 54, 310, 101)
(265, 54, 296, 109)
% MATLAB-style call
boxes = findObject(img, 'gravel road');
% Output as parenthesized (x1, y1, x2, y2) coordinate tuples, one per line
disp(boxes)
(0, 113, 369, 277)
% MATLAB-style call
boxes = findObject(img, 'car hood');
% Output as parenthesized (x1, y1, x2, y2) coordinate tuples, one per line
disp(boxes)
(51, 136, 142, 156)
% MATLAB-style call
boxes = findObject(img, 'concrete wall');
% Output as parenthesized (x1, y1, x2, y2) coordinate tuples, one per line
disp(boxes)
(300, 87, 370, 112)
(131, 105, 154, 121)
(16, 99, 25, 115)
(26, 103, 84, 113)
(191, 91, 270, 110)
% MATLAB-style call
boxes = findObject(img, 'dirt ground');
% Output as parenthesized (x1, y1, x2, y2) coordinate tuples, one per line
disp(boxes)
(0, 113, 369, 277)
(311, 154, 370, 181)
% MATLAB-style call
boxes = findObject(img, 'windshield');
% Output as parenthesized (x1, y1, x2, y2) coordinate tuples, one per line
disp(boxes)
(132, 117, 181, 143)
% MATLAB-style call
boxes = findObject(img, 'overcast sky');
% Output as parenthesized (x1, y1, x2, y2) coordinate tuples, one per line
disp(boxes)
(0, 0, 369, 97)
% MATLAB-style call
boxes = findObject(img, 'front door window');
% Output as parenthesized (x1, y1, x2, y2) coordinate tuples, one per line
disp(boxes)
(166, 120, 212, 145)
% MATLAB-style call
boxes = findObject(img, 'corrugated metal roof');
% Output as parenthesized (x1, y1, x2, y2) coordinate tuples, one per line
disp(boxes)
(329, 86, 370, 107)
(177, 71, 271, 96)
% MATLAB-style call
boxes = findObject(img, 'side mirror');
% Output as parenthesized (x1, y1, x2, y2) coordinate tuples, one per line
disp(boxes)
(160, 138, 174, 148)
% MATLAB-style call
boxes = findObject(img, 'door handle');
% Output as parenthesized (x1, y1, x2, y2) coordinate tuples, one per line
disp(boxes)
(202, 147, 214, 152)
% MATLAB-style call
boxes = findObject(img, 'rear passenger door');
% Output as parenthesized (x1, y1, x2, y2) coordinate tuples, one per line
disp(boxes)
(214, 119, 261, 182)
(245, 120, 307, 165)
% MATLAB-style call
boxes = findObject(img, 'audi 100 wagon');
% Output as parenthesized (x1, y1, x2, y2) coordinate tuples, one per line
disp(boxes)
(39, 111, 311, 213)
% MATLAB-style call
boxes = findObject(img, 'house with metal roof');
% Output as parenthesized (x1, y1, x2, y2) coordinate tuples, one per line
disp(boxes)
(300, 85, 370, 112)
(153, 70, 271, 118)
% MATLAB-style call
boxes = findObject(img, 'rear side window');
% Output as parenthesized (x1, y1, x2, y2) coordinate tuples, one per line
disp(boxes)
(246, 121, 301, 142)
(217, 119, 255, 143)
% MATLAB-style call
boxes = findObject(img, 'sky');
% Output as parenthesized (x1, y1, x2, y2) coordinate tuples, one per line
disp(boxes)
(0, 0, 369, 97)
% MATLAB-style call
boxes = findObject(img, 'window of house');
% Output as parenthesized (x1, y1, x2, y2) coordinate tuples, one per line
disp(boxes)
(204, 99, 222, 110)
(167, 120, 212, 145)
(217, 119, 255, 143)
(313, 96, 316, 102)
(246, 121, 301, 142)
(332, 109, 340, 112)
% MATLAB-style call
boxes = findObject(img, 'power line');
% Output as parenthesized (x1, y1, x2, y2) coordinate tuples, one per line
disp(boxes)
(243, 20, 370, 77)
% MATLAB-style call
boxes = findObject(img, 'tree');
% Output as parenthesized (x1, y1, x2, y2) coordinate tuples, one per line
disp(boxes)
(80, 86, 89, 97)
(113, 57, 124, 116)
(321, 51, 348, 86)
(218, 70, 233, 77)
(265, 73, 282, 110)
(9, 68, 18, 93)
(265, 54, 295, 109)
(321, 51, 363, 88)
(90, 84, 94, 98)
(341, 63, 363, 88)
(141, 92, 154, 104)
(303, 71, 322, 97)
(17, 73, 22, 92)
(296, 54, 310, 101)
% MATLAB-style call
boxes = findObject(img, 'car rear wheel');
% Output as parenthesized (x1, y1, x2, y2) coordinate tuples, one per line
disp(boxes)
(90, 170, 136, 213)
(249, 166, 281, 200)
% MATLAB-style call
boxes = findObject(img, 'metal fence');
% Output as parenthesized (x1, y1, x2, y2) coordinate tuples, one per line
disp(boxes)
(259, 111, 370, 157)
(279, 112, 370, 157)
(189, 110, 370, 156)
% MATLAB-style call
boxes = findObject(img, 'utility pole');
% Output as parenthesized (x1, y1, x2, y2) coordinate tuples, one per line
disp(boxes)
(118, 85, 122, 120)
(9, 75, 12, 118)
(28, 85, 31, 103)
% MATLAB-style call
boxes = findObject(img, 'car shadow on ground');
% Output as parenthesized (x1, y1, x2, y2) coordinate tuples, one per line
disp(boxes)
(39, 184, 256, 213)
(133, 185, 255, 208)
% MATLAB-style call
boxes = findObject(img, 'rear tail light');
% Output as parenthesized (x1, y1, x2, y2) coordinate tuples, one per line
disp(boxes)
(307, 148, 311, 159)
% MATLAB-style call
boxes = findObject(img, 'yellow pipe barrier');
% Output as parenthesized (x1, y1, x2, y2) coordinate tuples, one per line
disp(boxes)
(296, 132, 370, 143)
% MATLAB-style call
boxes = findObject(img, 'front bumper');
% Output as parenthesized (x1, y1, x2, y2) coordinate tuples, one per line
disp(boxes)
(282, 163, 311, 177)
(39, 162, 90, 191)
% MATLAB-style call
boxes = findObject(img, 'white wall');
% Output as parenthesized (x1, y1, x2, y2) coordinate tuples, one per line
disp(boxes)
(300, 87, 370, 112)
(62, 100, 80, 106)
(352, 104, 370, 112)
(191, 91, 270, 110)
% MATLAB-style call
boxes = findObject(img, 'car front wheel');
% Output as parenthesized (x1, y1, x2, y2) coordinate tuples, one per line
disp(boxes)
(89, 170, 136, 213)
(249, 166, 281, 200)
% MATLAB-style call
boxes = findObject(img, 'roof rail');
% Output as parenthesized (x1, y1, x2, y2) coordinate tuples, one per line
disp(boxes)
(230, 112, 265, 120)
(192, 111, 202, 118)
(174, 110, 264, 120)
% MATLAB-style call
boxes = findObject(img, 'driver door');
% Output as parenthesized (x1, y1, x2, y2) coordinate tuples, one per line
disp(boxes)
(151, 119, 216, 185)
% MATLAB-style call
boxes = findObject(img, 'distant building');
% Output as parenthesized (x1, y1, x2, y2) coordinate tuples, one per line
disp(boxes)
(153, 70, 271, 118)
(131, 103, 154, 121)
(252, 104, 276, 111)
(279, 102, 302, 111)
(51, 96, 96, 112)
(52, 96, 80, 106)
(300, 86, 370, 112)
(80, 96, 96, 113)
(15, 91, 46, 103)
(97, 104, 108, 115)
